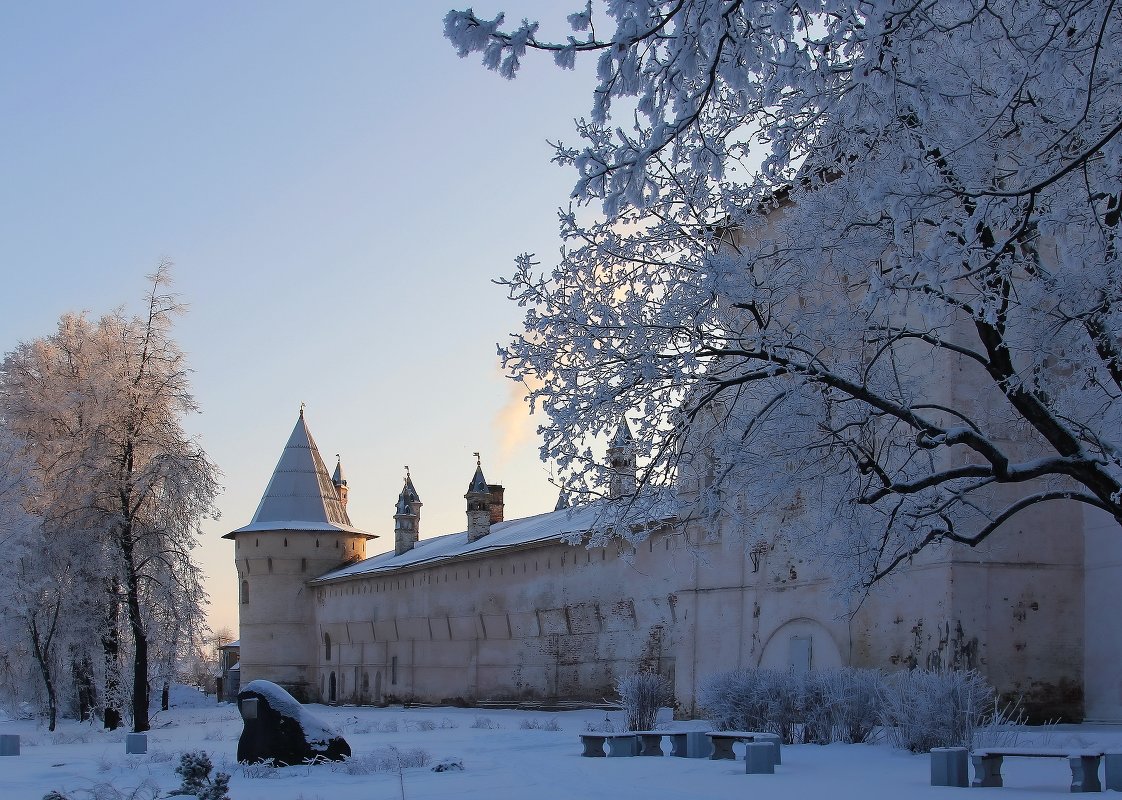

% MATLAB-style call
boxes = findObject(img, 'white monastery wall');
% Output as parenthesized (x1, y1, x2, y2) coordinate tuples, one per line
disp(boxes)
(231, 413, 1107, 721)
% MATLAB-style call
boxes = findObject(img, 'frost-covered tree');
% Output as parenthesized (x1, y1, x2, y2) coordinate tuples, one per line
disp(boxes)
(446, 1, 1122, 588)
(0, 265, 220, 731)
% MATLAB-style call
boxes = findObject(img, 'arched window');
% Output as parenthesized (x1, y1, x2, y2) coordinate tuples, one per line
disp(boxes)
(324, 632, 332, 661)
(240, 580, 249, 605)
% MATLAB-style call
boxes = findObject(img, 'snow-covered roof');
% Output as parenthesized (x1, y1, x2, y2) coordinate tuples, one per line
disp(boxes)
(225, 411, 375, 539)
(221, 639, 240, 649)
(313, 497, 675, 584)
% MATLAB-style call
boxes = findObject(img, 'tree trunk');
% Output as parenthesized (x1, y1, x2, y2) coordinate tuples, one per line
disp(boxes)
(119, 521, 151, 733)
(73, 650, 97, 722)
(103, 587, 122, 731)
(161, 682, 169, 711)
(28, 621, 58, 732)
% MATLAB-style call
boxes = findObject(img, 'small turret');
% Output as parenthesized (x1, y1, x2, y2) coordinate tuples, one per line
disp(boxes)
(332, 456, 348, 508)
(607, 419, 637, 499)
(554, 488, 570, 511)
(466, 453, 495, 543)
(394, 468, 422, 555)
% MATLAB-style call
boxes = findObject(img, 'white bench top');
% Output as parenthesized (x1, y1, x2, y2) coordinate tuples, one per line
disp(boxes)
(706, 731, 774, 739)
(973, 748, 1105, 758)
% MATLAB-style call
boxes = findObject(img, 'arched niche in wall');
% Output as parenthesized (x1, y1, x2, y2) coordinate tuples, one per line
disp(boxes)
(757, 617, 843, 672)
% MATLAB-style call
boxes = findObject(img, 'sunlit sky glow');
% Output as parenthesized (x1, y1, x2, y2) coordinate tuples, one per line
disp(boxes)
(0, 2, 601, 635)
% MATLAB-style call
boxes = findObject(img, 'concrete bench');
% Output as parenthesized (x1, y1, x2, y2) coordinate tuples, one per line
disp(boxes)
(630, 730, 710, 757)
(971, 748, 1104, 792)
(579, 733, 638, 757)
(706, 731, 782, 765)
(0, 734, 19, 756)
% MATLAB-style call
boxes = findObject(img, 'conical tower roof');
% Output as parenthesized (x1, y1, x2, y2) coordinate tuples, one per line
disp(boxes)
(467, 463, 489, 494)
(610, 418, 634, 448)
(396, 473, 421, 515)
(225, 411, 374, 538)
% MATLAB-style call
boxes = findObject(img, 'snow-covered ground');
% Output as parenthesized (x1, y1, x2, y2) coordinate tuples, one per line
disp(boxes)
(3, 689, 1120, 799)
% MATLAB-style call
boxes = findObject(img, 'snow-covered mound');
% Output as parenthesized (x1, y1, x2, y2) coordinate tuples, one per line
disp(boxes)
(162, 683, 212, 709)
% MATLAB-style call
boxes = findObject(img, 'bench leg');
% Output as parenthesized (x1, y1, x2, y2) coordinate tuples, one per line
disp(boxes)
(1069, 755, 1102, 793)
(580, 736, 606, 757)
(669, 733, 688, 757)
(710, 739, 736, 760)
(972, 754, 1003, 788)
(638, 734, 664, 756)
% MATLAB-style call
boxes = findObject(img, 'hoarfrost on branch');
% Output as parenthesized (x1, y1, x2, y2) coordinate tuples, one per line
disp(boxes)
(446, 0, 1121, 589)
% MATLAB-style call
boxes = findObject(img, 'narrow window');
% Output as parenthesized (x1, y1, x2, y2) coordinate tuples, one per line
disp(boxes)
(391, 656, 398, 685)
(325, 632, 332, 661)
(301, 558, 307, 572)
(267, 557, 273, 573)
(240, 580, 249, 604)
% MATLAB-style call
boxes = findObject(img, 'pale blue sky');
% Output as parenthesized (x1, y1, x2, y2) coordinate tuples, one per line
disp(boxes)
(0, 2, 598, 634)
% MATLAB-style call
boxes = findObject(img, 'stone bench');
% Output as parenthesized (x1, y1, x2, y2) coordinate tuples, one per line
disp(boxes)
(579, 733, 638, 757)
(0, 734, 19, 756)
(630, 730, 710, 757)
(971, 748, 1106, 792)
(706, 731, 782, 765)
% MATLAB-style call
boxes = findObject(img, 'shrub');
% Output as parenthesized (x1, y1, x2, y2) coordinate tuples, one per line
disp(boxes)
(701, 667, 885, 745)
(335, 746, 431, 774)
(170, 751, 231, 800)
(828, 668, 883, 744)
(698, 669, 780, 736)
(470, 716, 498, 729)
(43, 781, 160, 800)
(616, 671, 673, 731)
(878, 669, 992, 752)
(519, 717, 562, 731)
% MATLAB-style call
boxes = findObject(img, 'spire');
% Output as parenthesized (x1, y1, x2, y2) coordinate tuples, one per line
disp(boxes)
(467, 453, 489, 494)
(554, 488, 570, 511)
(607, 416, 637, 500)
(400, 466, 421, 504)
(394, 467, 422, 555)
(611, 418, 633, 447)
(332, 455, 349, 508)
(466, 454, 493, 542)
(225, 411, 372, 538)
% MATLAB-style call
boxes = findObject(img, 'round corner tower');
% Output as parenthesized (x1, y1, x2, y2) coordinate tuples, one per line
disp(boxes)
(224, 409, 374, 701)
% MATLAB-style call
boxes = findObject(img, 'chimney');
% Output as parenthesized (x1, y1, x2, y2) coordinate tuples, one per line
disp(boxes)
(487, 484, 505, 524)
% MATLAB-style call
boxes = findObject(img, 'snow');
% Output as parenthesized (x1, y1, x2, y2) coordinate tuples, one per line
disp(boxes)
(154, 684, 213, 710)
(241, 680, 341, 752)
(2, 703, 1120, 800)
(319, 496, 676, 583)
